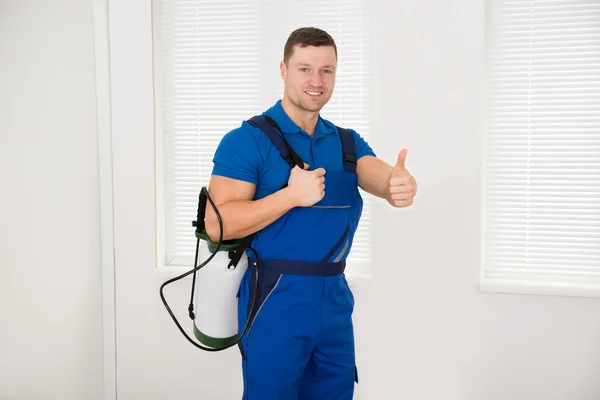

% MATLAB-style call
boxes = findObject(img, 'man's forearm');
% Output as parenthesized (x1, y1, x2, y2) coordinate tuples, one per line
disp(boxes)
(357, 156, 393, 200)
(205, 188, 296, 242)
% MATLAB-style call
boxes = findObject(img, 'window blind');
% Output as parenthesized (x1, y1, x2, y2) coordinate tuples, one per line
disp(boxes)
(483, 0, 600, 288)
(154, 0, 373, 272)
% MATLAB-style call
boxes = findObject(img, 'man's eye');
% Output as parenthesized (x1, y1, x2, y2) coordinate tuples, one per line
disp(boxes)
(300, 68, 309, 72)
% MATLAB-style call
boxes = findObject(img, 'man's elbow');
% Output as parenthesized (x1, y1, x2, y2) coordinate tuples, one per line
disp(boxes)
(204, 216, 224, 243)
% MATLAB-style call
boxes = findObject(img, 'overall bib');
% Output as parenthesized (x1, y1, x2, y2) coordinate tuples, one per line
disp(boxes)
(236, 115, 363, 400)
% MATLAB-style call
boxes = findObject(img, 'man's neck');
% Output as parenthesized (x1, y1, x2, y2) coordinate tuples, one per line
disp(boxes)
(280, 97, 319, 137)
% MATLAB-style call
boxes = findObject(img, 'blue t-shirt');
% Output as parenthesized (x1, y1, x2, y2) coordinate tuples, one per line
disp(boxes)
(211, 100, 376, 261)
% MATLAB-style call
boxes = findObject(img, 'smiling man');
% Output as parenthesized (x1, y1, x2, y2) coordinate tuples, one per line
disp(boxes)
(205, 27, 417, 400)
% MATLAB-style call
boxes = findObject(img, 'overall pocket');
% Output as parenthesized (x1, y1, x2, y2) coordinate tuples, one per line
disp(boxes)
(280, 170, 361, 262)
(309, 171, 357, 209)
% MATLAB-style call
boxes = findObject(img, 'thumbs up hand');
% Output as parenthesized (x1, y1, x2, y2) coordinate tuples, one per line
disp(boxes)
(387, 149, 417, 208)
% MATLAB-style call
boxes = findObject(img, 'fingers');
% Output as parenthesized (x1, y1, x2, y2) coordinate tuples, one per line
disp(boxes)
(389, 185, 414, 194)
(389, 170, 416, 208)
(389, 191, 414, 200)
(389, 154, 416, 207)
(313, 167, 326, 176)
(392, 198, 414, 207)
(389, 175, 411, 186)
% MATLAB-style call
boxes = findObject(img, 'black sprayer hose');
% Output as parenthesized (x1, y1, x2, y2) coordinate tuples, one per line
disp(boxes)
(159, 186, 259, 352)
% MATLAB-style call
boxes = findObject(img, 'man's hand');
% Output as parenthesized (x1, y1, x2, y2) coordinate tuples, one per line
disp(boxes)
(287, 166, 326, 207)
(387, 149, 417, 208)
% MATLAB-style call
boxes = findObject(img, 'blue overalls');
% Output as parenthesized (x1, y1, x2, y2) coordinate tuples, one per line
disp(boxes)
(211, 101, 374, 400)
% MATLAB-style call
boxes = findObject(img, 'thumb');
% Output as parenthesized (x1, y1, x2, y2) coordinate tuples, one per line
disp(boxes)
(393, 149, 408, 176)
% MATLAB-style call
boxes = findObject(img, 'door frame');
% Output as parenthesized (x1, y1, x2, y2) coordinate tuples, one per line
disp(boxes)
(93, 0, 117, 398)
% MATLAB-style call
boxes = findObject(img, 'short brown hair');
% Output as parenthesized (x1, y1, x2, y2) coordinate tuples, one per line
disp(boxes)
(283, 27, 338, 64)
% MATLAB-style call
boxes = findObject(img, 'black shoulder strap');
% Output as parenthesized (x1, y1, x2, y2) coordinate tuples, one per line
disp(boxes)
(247, 115, 305, 170)
(336, 126, 357, 174)
(248, 115, 357, 174)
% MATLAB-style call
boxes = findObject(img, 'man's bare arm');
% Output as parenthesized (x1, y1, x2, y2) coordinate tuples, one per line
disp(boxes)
(356, 155, 394, 199)
(203, 175, 296, 242)
(204, 167, 327, 242)
(357, 152, 417, 208)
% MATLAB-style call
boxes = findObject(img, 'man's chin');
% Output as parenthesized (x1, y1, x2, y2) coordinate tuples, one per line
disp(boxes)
(301, 100, 325, 113)
(289, 97, 328, 113)
(305, 105, 323, 113)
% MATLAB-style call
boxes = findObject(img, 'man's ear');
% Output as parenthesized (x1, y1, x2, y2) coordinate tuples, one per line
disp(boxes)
(280, 61, 286, 80)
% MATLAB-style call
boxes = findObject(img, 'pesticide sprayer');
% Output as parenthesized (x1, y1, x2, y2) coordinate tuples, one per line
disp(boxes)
(159, 187, 259, 351)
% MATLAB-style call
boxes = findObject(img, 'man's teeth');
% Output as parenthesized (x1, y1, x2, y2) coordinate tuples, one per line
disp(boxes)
(306, 91, 322, 96)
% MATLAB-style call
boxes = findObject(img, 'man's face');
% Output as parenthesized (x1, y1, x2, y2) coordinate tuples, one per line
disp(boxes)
(280, 44, 337, 113)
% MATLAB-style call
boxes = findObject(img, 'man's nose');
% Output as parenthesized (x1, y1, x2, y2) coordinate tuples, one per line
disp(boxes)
(309, 71, 323, 87)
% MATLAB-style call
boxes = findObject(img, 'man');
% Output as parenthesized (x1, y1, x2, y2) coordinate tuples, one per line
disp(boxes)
(205, 27, 417, 400)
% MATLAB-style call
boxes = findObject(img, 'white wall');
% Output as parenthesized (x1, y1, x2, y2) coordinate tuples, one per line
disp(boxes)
(0, 1, 104, 399)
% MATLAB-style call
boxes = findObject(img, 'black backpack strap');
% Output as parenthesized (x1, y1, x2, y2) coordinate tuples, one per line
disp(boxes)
(247, 115, 305, 170)
(336, 127, 357, 174)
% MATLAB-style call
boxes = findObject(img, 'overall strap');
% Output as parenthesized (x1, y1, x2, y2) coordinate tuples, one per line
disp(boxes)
(247, 115, 305, 170)
(336, 127, 357, 174)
